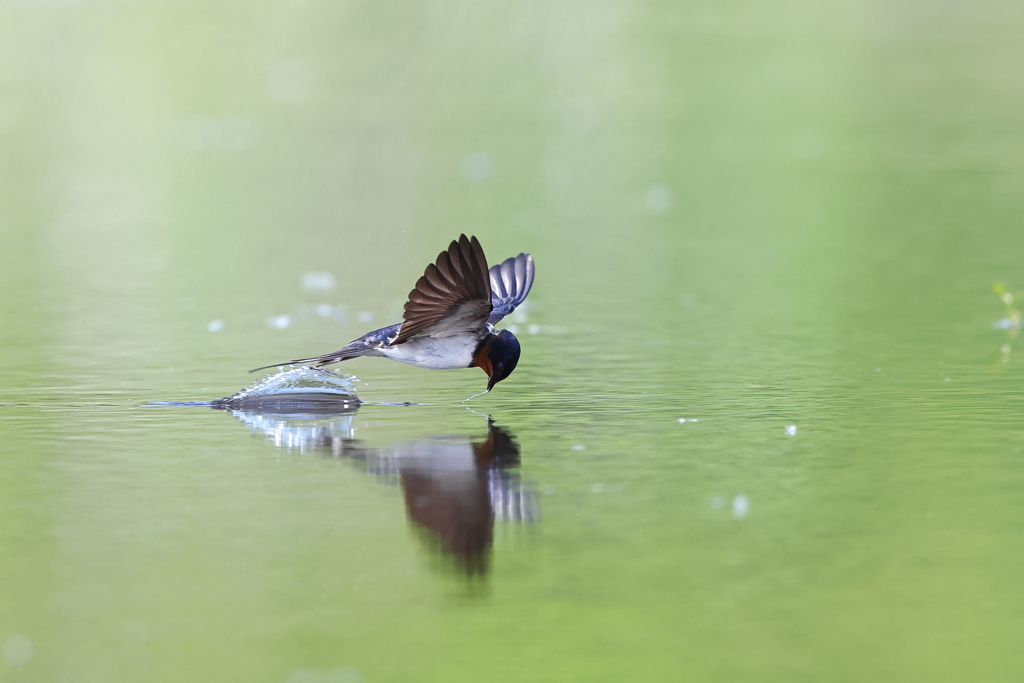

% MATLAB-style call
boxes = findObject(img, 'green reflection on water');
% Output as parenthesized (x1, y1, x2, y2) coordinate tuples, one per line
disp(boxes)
(3, 0, 1024, 680)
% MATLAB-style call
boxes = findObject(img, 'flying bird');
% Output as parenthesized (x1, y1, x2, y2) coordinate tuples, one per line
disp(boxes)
(252, 235, 535, 391)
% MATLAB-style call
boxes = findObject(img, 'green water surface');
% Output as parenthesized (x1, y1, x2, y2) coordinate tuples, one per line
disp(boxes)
(3, 1, 1024, 681)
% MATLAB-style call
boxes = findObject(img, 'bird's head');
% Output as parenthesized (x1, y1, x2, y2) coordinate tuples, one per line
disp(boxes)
(474, 329, 521, 392)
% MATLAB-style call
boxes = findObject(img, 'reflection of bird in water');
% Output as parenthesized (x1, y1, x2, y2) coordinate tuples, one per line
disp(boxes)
(220, 400, 536, 575)
(388, 420, 525, 574)
(252, 235, 535, 392)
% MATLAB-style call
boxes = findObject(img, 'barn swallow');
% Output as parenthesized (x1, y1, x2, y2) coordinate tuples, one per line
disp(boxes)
(252, 235, 535, 391)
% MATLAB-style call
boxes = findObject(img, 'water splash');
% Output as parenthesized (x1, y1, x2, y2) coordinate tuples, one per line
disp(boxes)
(463, 389, 490, 403)
(145, 368, 436, 409)
(222, 366, 355, 401)
(212, 366, 360, 412)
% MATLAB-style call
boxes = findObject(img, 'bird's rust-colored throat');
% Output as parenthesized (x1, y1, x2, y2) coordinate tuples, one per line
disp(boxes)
(473, 344, 493, 377)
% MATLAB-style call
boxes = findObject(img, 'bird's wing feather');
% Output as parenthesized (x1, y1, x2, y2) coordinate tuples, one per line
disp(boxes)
(394, 235, 493, 344)
(486, 253, 535, 325)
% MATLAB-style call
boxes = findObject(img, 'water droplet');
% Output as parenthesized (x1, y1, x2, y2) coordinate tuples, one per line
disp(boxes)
(301, 272, 335, 293)
(207, 319, 225, 332)
(268, 58, 312, 103)
(2, 634, 34, 665)
(644, 184, 672, 213)
(732, 494, 749, 519)
(785, 424, 797, 436)
(460, 151, 495, 182)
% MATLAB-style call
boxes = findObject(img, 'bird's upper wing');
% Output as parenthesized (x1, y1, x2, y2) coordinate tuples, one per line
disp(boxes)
(393, 235, 493, 344)
(486, 253, 535, 325)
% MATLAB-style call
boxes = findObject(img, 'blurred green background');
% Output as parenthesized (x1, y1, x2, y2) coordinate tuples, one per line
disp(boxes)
(3, 0, 1024, 681)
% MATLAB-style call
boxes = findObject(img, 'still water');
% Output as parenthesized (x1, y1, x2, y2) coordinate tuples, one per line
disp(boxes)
(3, 0, 1024, 681)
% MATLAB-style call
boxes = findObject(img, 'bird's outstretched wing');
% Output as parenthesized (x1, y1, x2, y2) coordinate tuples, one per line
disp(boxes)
(394, 234, 493, 344)
(486, 253, 534, 325)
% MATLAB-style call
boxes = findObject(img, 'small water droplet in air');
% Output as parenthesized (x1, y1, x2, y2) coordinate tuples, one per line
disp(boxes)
(460, 151, 495, 182)
(732, 494, 749, 519)
(207, 319, 224, 332)
(571, 444, 586, 451)
(268, 58, 312, 103)
(785, 424, 797, 436)
(644, 184, 672, 213)
(301, 272, 334, 292)
(267, 315, 291, 329)
(2, 634, 34, 665)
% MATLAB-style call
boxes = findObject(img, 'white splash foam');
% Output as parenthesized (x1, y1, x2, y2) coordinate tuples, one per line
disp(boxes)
(224, 366, 357, 404)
